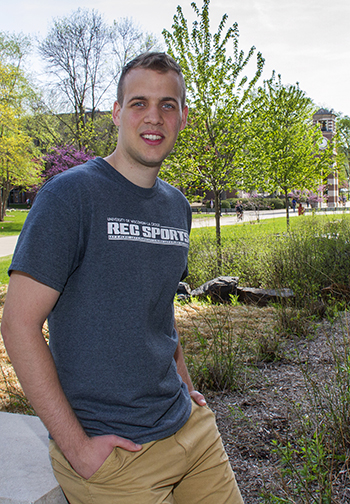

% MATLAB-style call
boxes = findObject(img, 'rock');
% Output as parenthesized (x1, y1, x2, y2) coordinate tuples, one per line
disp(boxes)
(176, 282, 192, 300)
(236, 287, 294, 306)
(179, 277, 294, 306)
(191, 276, 239, 303)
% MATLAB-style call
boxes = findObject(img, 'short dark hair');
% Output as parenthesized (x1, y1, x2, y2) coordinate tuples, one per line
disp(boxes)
(117, 52, 186, 109)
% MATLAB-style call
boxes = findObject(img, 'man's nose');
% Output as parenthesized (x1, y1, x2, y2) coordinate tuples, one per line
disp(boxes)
(144, 105, 163, 124)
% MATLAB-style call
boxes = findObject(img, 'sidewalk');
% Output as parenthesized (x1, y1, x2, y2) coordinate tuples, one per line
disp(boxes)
(191, 206, 350, 228)
(0, 235, 18, 258)
(192, 208, 294, 228)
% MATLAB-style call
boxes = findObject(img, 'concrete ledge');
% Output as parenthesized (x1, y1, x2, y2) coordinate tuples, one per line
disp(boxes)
(0, 412, 67, 504)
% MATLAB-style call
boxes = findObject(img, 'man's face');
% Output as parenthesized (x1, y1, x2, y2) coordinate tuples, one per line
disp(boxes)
(113, 68, 188, 170)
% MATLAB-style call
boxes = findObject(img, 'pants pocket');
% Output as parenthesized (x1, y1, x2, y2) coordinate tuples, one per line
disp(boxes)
(49, 440, 121, 484)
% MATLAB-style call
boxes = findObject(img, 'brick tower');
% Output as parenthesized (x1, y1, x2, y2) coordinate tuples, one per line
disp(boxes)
(313, 108, 337, 207)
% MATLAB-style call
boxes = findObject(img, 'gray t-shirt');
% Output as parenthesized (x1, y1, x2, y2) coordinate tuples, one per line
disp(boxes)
(10, 157, 192, 443)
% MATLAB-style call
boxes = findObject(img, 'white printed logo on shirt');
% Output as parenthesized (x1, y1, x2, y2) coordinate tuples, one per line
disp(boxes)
(107, 218, 189, 248)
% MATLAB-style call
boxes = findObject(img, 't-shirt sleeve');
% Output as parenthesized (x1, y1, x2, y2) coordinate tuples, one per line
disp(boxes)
(9, 187, 83, 293)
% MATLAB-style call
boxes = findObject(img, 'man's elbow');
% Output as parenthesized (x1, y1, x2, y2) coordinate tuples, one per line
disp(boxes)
(1, 310, 19, 353)
(1, 299, 36, 353)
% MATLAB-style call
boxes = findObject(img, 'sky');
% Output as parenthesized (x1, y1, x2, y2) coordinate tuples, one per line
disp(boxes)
(1, 0, 349, 115)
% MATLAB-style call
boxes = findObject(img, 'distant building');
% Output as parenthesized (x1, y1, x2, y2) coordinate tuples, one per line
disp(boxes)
(313, 108, 338, 207)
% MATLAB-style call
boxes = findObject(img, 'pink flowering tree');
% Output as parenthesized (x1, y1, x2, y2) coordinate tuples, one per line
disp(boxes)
(43, 144, 94, 180)
(288, 186, 326, 208)
(33, 144, 95, 193)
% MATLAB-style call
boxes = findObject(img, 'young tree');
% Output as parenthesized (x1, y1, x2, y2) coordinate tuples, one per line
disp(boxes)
(0, 32, 42, 220)
(162, 0, 264, 272)
(245, 75, 334, 229)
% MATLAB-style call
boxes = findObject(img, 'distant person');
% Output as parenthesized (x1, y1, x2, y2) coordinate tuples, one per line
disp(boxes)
(1, 52, 243, 504)
(235, 201, 243, 221)
(292, 199, 297, 212)
(298, 203, 305, 216)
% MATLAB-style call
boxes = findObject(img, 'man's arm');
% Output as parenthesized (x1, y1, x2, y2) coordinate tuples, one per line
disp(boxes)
(174, 321, 206, 406)
(1, 271, 142, 479)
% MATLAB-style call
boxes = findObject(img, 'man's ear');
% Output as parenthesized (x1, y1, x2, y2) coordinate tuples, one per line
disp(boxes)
(112, 101, 122, 127)
(180, 105, 189, 131)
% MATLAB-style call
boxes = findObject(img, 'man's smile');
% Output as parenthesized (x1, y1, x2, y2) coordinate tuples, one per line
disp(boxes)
(141, 132, 164, 143)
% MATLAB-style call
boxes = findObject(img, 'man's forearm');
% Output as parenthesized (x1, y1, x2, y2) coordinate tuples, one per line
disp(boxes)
(1, 272, 94, 473)
(173, 338, 194, 392)
(2, 322, 89, 461)
(173, 324, 206, 406)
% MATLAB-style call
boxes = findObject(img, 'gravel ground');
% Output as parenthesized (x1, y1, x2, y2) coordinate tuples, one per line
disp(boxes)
(204, 314, 350, 502)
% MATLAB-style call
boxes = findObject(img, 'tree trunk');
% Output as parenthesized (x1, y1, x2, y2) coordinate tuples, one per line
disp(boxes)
(1, 196, 6, 221)
(284, 190, 290, 231)
(1, 170, 11, 221)
(0, 178, 4, 222)
(214, 189, 222, 274)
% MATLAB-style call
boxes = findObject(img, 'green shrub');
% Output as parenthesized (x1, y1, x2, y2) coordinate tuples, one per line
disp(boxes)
(212, 198, 253, 209)
(242, 198, 264, 210)
(226, 197, 285, 211)
(8, 204, 27, 209)
(186, 215, 350, 501)
(221, 200, 231, 209)
(268, 198, 285, 209)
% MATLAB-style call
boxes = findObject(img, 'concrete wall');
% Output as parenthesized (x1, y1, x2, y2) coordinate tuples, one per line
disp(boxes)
(0, 412, 67, 504)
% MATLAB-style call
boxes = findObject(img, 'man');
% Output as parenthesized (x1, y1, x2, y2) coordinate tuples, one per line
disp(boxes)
(235, 201, 243, 221)
(1, 52, 243, 504)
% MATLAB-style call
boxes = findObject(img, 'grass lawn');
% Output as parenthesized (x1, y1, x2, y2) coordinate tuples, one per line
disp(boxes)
(0, 256, 12, 285)
(0, 210, 30, 285)
(191, 215, 296, 240)
(0, 210, 29, 236)
(191, 212, 350, 240)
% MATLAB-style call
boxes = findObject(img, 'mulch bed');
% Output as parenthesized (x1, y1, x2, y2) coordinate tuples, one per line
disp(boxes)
(205, 315, 350, 502)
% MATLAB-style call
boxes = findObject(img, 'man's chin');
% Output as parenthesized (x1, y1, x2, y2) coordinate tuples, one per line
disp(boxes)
(140, 156, 167, 169)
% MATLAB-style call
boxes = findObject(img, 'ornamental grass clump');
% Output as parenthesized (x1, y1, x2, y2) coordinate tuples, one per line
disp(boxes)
(175, 298, 281, 392)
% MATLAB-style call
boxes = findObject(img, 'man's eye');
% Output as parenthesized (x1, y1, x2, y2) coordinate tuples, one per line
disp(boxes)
(163, 103, 175, 110)
(133, 102, 145, 107)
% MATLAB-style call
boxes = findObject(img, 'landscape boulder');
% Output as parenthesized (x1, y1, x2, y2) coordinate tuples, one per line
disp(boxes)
(191, 276, 239, 303)
(236, 287, 294, 306)
(176, 282, 192, 301)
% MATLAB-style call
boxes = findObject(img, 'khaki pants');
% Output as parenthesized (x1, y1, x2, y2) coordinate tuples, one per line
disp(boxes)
(49, 401, 244, 504)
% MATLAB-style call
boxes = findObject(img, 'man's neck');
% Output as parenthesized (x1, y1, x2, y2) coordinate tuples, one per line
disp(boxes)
(104, 150, 160, 189)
